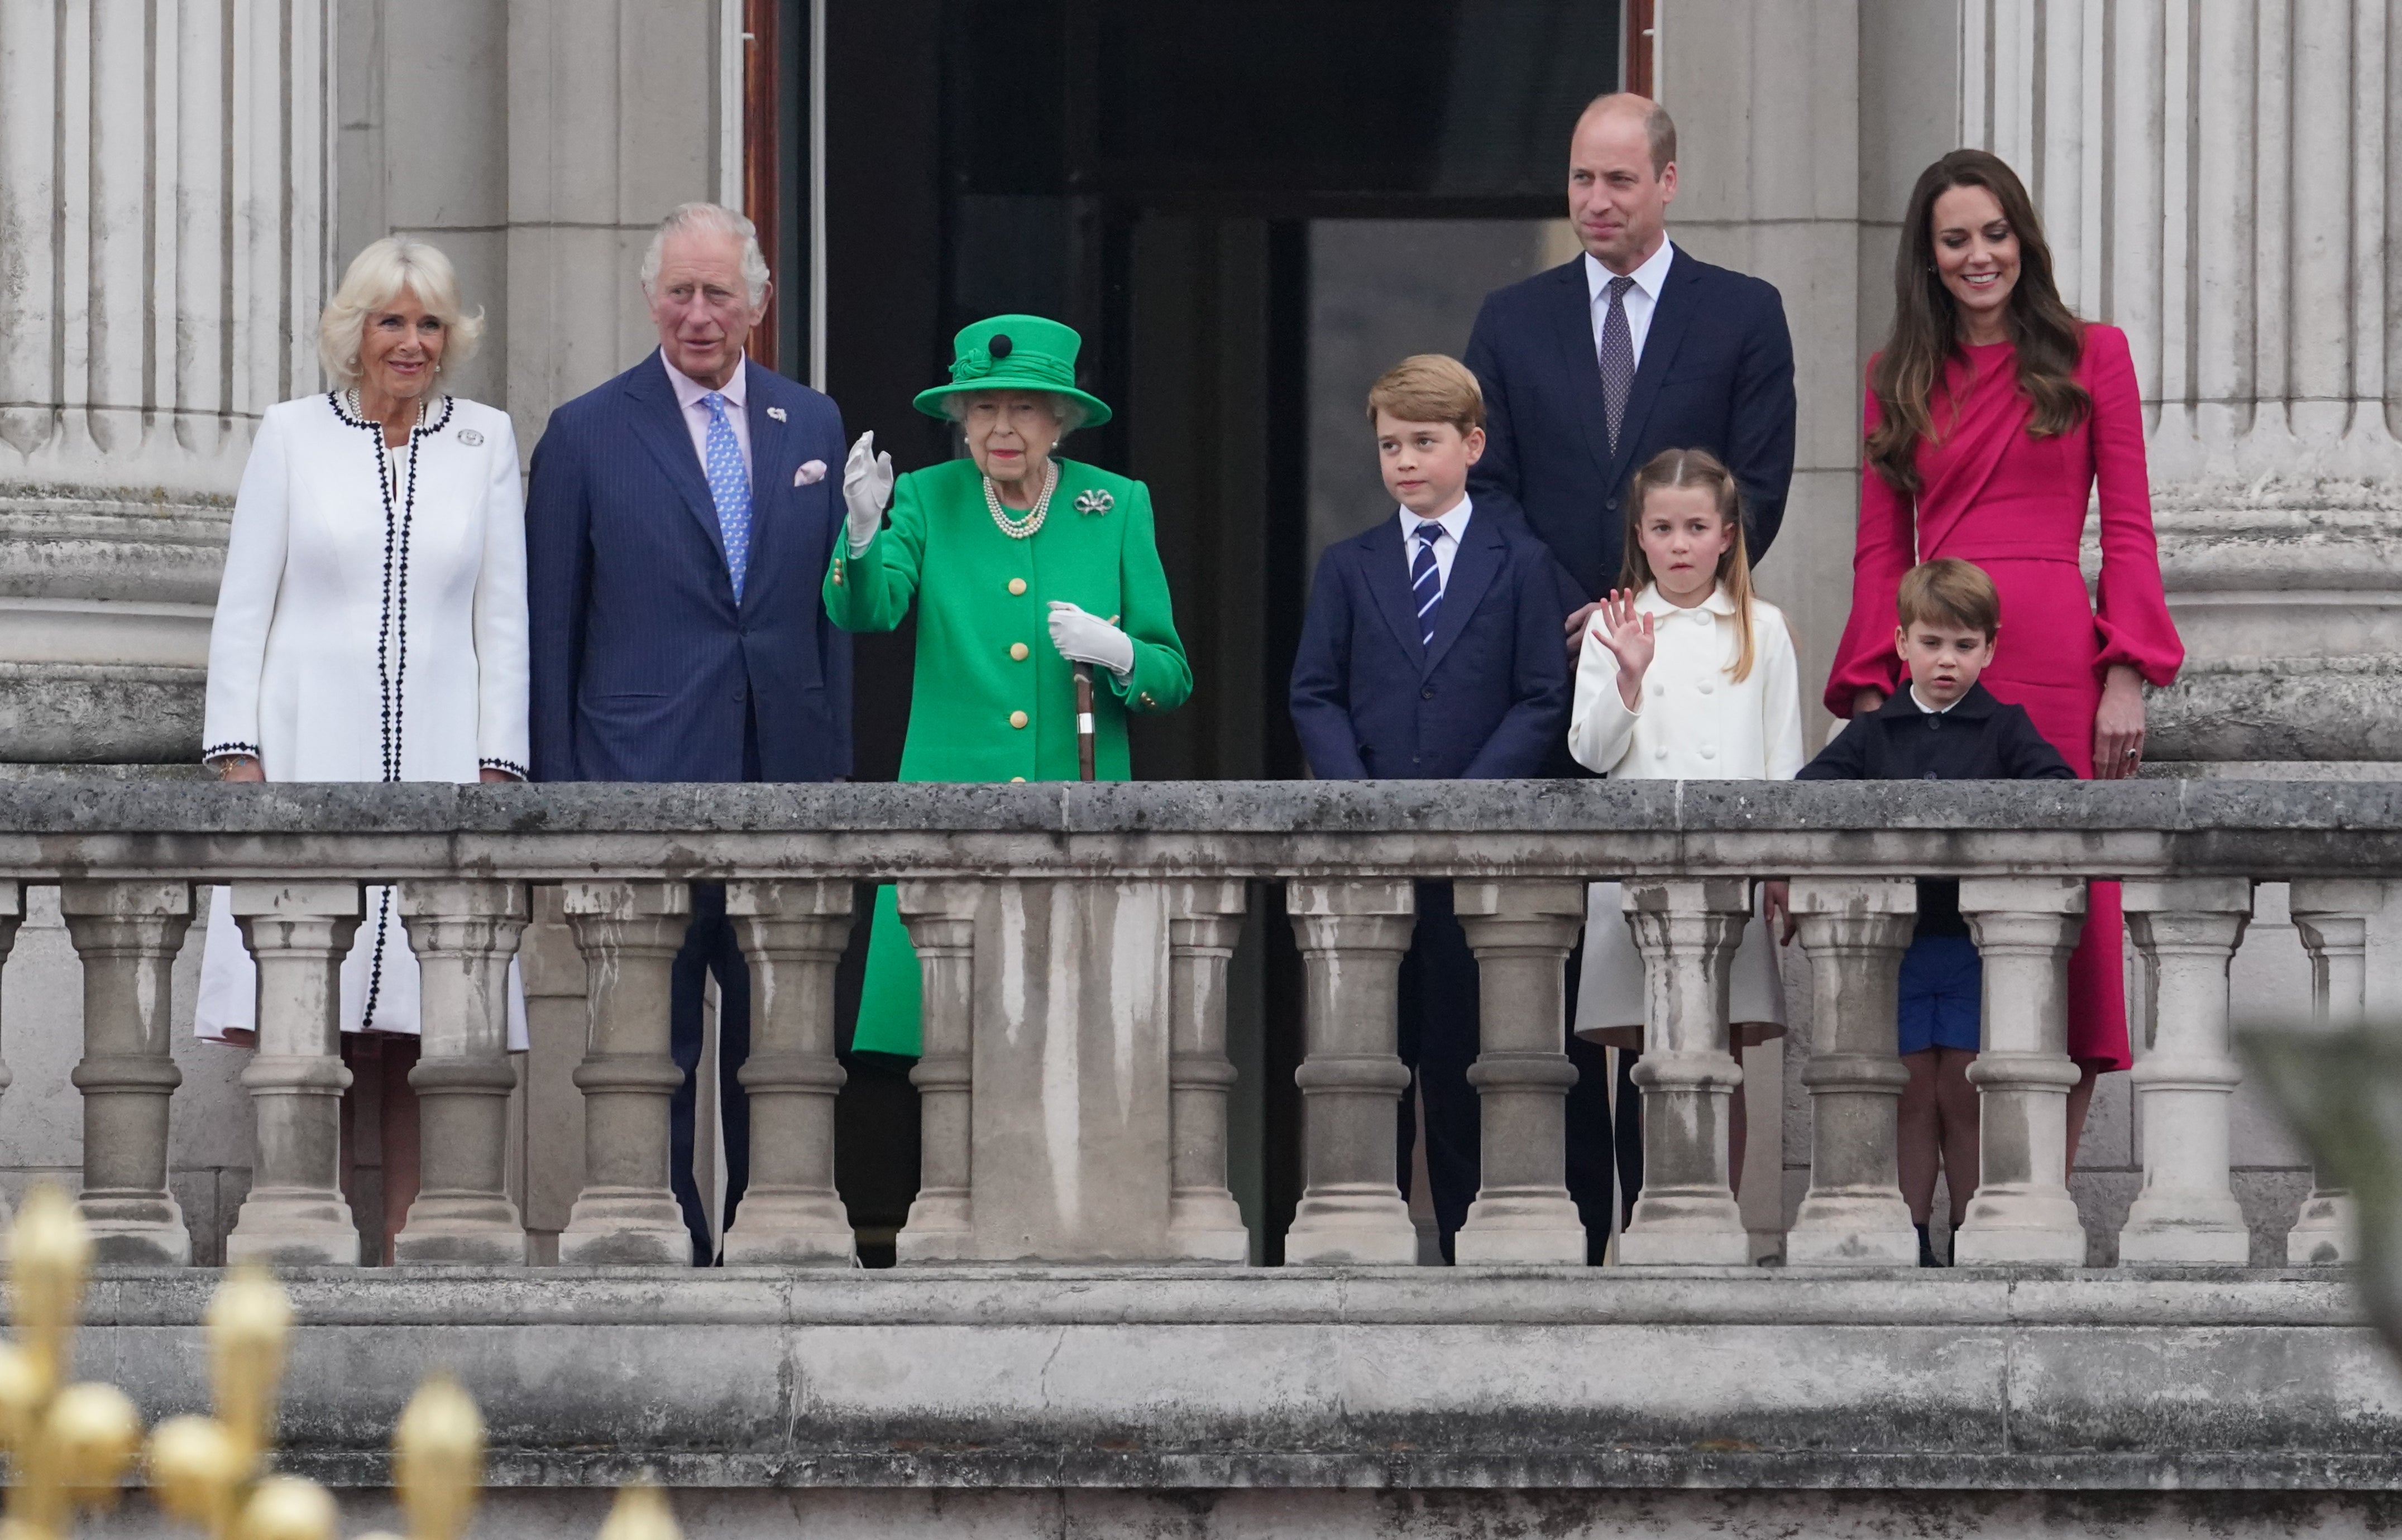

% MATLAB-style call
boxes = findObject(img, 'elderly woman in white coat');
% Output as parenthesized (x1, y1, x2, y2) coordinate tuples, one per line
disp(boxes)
(198, 236, 529, 1258)
(1567, 448, 1805, 1202)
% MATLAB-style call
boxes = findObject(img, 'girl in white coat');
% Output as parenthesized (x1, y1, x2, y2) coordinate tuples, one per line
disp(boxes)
(1568, 448, 1805, 1194)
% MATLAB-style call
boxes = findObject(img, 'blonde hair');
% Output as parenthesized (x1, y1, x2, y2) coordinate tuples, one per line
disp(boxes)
(1620, 447, 1761, 683)
(317, 237, 483, 388)
(1898, 558, 2002, 640)
(1365, 354, 1485, 435)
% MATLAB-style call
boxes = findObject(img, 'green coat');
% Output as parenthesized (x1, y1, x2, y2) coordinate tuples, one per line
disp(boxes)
(825, 456, 1192, 1054)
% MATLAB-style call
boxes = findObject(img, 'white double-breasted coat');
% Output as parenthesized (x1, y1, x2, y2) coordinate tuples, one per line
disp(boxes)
(195, 391, 530, 1041)
(1567, 583, 1805, 1044)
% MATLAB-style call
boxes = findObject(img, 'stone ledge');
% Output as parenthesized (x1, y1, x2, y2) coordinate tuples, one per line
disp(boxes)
(69, 1270, 2402, 1493)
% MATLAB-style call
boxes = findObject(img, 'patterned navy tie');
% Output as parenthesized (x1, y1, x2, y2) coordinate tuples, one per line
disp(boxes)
(1411, 524, 1446, 648)
(1599, 273, 1636, 454)
(701, 392, 753, 601)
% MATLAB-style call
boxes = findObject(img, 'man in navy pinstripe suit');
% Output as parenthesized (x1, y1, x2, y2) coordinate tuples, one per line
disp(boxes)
(526, 203, 852, 1264)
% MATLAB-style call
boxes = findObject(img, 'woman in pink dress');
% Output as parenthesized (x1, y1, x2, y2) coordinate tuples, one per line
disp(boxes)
(1826, 149, 2183, 1163)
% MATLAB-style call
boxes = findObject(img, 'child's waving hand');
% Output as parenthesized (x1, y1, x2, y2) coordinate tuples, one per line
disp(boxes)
(1594, 588, 1656, 709)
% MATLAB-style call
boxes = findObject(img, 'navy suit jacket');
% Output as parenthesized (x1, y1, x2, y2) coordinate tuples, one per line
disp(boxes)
(1465, 249, 1796, 603)
(525, 351, 853, 783)
(1289, 497, 1570, 780)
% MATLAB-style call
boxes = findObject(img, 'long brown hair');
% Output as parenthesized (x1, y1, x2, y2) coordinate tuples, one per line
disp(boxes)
(1619, 448, 1759, 683)
(1866, 149, 2090, 493)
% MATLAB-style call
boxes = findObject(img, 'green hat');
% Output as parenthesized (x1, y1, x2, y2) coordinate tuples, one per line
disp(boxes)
(913, 314, 1112, 428)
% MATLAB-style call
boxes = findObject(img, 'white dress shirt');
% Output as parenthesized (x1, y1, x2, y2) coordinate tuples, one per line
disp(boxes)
(1910, 684, 1965, 714)
(663, 350, 753, 478)
(1398, 494, 1473, 593)
(1585, 238, 1678, 370)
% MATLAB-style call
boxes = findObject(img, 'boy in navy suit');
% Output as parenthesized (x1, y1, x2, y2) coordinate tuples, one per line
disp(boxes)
(1797, 559, 2072, 1265)
(1289, 354, 1571, 1260)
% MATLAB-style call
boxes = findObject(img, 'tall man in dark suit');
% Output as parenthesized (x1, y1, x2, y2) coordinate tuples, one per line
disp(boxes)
(526, 202, 852, 1264)
(1463, 94, 1797, 1261)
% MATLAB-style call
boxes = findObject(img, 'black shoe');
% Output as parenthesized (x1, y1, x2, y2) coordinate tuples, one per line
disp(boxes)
(1916, 1222, 1937, 1268)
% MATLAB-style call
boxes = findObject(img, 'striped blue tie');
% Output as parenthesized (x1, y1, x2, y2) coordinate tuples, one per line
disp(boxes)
(1411, 525, 1445, 647)
(701, 392, 752, 601)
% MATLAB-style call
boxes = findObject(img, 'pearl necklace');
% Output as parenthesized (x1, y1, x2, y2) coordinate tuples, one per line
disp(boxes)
(983, 462, 1059, 540)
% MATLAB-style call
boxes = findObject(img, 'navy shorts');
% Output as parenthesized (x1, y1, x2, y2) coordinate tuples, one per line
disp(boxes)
(1898, 934, 1981, 1055)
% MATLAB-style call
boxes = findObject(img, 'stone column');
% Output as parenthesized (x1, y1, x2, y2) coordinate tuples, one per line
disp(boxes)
(2118, 879, 2254, 1265)
(1452, 880, 1587, 1265)
(1165, 881, 1251, 1264)
(1953, 877, 2088, 1266)
(224, 881, 362, 1266)
(60, 881, 193, 1264)
(2285, 878, 2384, 1265)
(0, 2, 333, 762)
(895, 881, 981, 1264)
(1784, 879, 1918, 1268)
(557, 881, 692, 1265)
(1283, 880, 1418, 1266)
(0, 883, 21, 1243)
(393, 881, 530, 1264)
(1618, 879, 1752, 1266)
(720, 880, 855, 1266)
(1963, 0, 2402, 765)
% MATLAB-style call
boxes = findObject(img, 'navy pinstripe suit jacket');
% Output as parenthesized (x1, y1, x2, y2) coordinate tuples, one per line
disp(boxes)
(525, 351, 853, 783)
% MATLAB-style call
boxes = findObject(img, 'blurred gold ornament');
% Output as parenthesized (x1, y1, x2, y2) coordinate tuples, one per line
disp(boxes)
(596, 1483, 683, 1540)
(142, 1264, 339, 1540)
(0, 1185, 145, 1540)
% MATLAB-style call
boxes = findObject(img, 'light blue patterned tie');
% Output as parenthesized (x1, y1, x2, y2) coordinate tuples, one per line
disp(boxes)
(701, 392, 752, 601)
(1412, 525, 1446, 648)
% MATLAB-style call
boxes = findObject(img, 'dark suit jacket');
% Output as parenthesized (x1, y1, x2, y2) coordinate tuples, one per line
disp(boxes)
(1465, 248, 1797, 603)
(1796, 681, 2074, 933)
(526, 351, 853, 783)
(1289, 497, 1570, 780)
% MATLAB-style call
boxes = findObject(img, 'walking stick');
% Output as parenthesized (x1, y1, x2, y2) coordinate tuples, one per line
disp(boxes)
(1074, 664, 1097, 781)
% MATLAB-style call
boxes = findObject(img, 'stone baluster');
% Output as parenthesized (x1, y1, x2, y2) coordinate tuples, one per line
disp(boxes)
(60, 881, 194, 1264)
(1952, 877, 2088, 1265)
(0, 885, 21, 1243)
(721, 880, 856, 1266)
(558, 881, 693, 1265)
(1784, 879, 1918, 1268)
(2285, 879, 2383, 1265)
(896, 880, 982, 1263)
(1617, 879, 1752, 1265)
(224, 881, 363, 1265)
(1283, 880, 1418, 1265)
(2118, 880, 2253, 1265)
(1165, 881, 1251, 1264)
(394, 881, 530, 1264)
(1452, 880, 1586, 1265)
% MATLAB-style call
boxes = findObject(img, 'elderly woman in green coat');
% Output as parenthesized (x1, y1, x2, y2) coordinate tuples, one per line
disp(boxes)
(829, 315, 1193, 1057)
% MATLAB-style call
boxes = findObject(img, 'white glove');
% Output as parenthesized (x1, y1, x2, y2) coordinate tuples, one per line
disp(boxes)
(1047, 601, 1135, 678)
(843, 430, 893, 554)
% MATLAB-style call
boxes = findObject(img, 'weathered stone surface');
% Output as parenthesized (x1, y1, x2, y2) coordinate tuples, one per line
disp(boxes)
(70, 1269, 2402, 1493)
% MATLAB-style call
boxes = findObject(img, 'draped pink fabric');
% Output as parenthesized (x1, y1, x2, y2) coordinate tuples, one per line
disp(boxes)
(1826, 324, 2184, 1071)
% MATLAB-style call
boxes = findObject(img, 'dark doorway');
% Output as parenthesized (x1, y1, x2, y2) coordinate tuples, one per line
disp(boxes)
(807, 0, 1623, 1260)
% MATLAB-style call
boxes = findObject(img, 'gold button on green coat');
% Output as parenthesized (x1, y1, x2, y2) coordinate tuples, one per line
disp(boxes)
(825, 453, 1192, 1057)
(1009, 641, 1030, 661)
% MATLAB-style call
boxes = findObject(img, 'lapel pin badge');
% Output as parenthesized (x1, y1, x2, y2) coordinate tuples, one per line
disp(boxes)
(1073, 489, 1114, 516)
(796, 459, 827, 486)
(457, 428, 484, 447)
(766, 405, 788, 422)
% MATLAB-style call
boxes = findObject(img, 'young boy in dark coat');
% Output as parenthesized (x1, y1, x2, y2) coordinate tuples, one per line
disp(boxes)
(1289, 354, 1571, 1261)
(1797, 558, 2071, 1265)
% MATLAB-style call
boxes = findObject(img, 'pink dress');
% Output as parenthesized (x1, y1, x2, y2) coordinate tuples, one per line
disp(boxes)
(1826, 324, 2184, 1071)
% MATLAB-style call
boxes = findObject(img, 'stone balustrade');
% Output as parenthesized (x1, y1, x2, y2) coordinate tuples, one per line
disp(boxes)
(0, 777, 2389, 1272)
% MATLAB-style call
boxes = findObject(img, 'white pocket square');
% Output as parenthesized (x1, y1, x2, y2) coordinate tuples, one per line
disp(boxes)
(795, 459, 827, 486)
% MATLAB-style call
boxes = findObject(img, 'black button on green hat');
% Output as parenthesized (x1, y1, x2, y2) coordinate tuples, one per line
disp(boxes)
(913, 314, 1112, 427)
